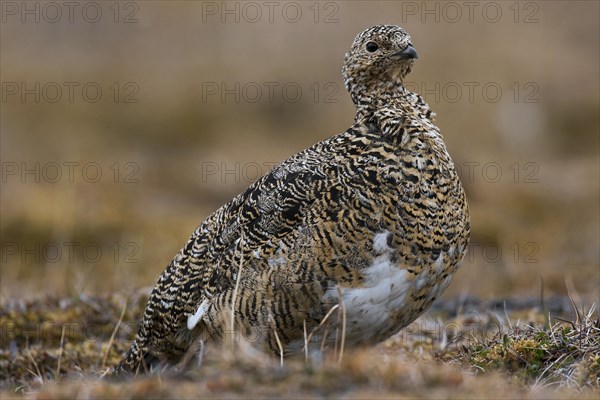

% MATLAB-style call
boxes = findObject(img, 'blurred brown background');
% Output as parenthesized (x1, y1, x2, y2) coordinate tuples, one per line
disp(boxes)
(1, 1, 598, 302)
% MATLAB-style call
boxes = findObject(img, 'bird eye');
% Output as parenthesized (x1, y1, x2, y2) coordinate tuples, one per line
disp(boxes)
(365, 42, 379, 52)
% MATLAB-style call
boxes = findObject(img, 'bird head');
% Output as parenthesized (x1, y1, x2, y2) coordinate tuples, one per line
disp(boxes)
(342, 25, 417, 103)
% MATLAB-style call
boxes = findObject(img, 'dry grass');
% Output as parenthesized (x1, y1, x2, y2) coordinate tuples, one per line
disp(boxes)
(460, 305, 599, 390)
(1, 292, 598, 399)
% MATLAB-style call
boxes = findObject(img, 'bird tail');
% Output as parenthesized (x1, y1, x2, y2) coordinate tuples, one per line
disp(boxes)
(110, 336, 147, 375)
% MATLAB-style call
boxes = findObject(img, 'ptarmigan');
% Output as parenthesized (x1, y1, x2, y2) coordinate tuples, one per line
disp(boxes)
(114, 24, 470, 374)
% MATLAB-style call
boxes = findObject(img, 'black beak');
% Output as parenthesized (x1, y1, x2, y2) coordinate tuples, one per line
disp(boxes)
(390, 45, 418, 60)
(399, 45, 418, 59)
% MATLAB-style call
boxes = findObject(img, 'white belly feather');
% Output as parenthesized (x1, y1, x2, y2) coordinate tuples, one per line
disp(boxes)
(322, 231, 448, 343)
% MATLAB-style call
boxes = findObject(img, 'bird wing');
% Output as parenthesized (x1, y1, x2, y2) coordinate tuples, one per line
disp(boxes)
(137, 123, 382, 357)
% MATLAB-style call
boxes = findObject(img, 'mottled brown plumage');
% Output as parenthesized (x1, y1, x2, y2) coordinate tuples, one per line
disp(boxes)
(114, 25, 470, 374)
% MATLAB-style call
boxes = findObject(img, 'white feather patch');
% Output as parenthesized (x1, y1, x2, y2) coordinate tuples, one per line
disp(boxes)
(322, 231, 412, 341)
(187, 299, 209, 330)
(372, 231, 392, 253)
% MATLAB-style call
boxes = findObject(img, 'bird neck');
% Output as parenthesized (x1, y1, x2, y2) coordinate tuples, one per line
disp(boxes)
(352, 80, 409, 123)
(351, 81, 441, 149)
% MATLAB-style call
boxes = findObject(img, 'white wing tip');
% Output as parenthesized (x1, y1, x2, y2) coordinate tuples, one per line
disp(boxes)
(187, 299, 209, 330)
